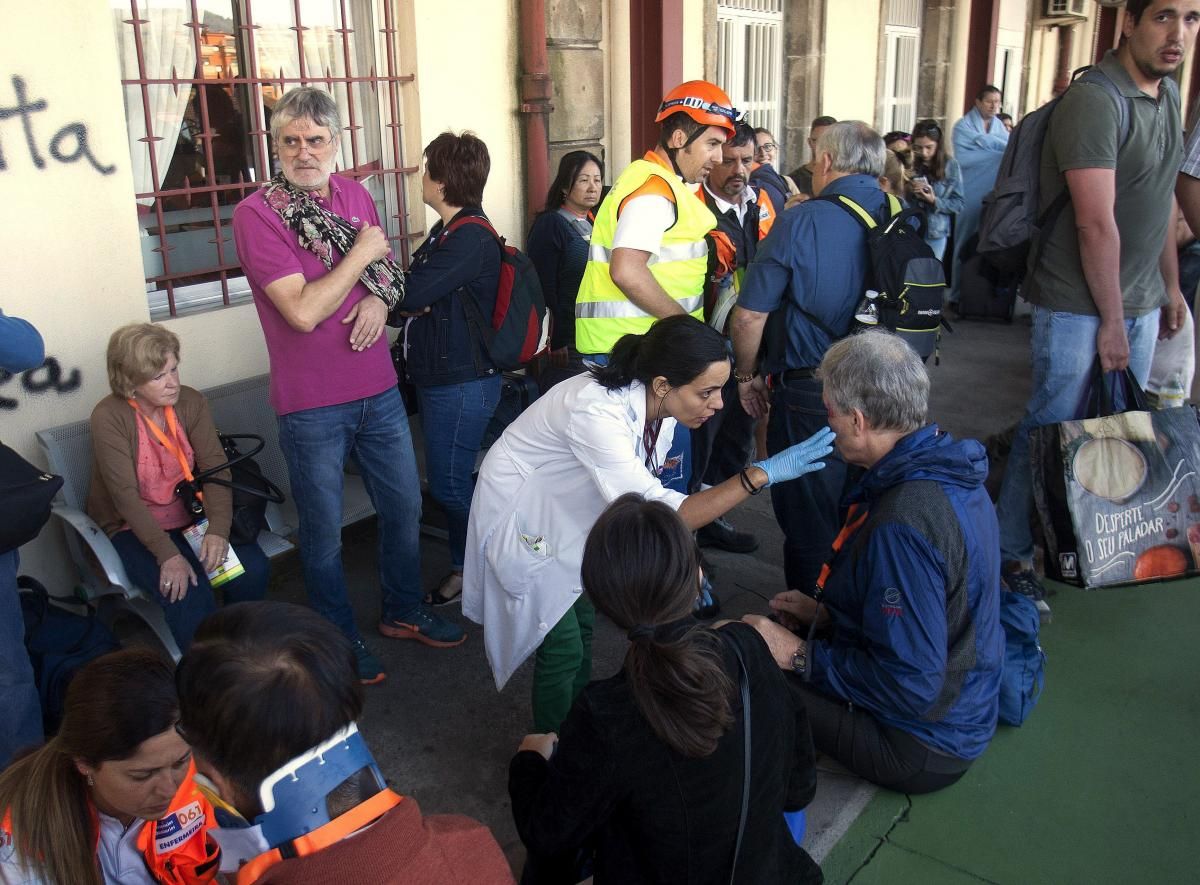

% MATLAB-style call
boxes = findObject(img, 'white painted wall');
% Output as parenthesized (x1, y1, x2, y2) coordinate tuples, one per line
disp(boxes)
(412, 0, 524, 244)
(3, 0, 530, 590)
(2, 0, 275, 589)
(606, 0, 633, 175)
(822, 0, 883, 123)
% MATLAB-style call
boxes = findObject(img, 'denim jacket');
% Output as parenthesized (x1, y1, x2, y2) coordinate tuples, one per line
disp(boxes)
(921, 157, 965, 242)
(399, 207, 501, 387)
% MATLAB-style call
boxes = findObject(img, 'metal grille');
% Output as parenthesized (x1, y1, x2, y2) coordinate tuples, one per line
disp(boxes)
(886, 0, 921, 28)
(113, 0, 417, 319)
(1046, 0, 1087, 15)
(716, 0, 782, 12)
(716, 0, 783, 137)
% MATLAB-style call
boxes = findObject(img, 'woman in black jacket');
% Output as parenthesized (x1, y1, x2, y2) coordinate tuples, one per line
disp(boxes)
(509, 494, 821, 885)
(399, 131, 502, 607)
(525, 150, 603, 391)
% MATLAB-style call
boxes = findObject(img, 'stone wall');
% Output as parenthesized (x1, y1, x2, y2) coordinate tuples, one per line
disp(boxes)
(918, 0, 959, 129)
(546, 0, 607, 190)
(781, 0, 826, 176)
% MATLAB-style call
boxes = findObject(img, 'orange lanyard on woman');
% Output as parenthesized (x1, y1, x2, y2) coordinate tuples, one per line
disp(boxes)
(127, 400, 201, 501)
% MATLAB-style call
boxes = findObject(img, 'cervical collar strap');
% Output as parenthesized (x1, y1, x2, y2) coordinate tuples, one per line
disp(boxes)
(235, 789, 403, 884)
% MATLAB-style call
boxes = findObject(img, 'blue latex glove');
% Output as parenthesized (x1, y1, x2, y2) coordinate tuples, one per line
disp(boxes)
(752, 427, 836, 486)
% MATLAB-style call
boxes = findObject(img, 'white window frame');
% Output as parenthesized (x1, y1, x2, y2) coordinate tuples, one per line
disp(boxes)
(716, 1, 784, 138)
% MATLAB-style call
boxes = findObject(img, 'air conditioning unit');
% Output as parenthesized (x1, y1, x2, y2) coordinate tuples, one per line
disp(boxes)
(1041, 0, 1089, 20)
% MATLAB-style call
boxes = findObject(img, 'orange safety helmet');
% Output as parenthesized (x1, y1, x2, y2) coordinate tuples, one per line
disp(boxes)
(655, 80, 741, 137)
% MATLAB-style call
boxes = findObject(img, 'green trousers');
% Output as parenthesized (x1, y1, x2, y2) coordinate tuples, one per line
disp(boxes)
(531, 595, 596, 733)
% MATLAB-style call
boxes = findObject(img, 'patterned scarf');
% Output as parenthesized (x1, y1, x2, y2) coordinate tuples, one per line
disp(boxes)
(262, 173, 404, 310)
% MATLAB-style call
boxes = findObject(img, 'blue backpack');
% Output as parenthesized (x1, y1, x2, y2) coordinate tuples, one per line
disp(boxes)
(998, 591, 1046, 726)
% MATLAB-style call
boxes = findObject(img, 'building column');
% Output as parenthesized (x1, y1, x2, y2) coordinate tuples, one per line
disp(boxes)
(545, 0, 606, 196)
(918, 0, 960, 129)
(782, 0, 826, 176)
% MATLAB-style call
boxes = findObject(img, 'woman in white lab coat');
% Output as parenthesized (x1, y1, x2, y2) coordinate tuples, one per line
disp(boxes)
(463, 315, 834, 732)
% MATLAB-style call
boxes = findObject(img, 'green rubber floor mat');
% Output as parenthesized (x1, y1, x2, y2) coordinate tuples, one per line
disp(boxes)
(821, 577, 1200, 885)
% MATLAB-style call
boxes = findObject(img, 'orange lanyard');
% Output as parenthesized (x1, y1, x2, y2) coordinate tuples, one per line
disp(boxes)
(815, 504, 869, 593)
(234, 789, 404, 884)
(127, 400, 200, 498)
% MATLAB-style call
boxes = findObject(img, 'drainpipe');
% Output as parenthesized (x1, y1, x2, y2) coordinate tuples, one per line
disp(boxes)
(518, 0, 554, 227)
(1053, 25, 1075, 96)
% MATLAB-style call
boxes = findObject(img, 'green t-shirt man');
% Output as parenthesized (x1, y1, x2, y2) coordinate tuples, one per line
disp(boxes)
(1025, 50, 1182, 317)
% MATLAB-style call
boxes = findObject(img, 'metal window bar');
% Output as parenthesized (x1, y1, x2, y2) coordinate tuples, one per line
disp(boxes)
(117, 0, 417, 318)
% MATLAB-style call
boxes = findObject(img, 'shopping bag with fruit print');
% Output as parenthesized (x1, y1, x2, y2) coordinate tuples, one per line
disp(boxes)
(1031, 361, 1200, 588)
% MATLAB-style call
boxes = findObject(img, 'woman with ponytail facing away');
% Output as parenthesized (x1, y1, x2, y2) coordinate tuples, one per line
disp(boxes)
(463, 314, 834, 735)
(508, 495, 821, 885)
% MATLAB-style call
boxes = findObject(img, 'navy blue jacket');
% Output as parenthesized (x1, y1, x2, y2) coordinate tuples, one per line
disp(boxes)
(738, 174, 888, 372)
(400, 207, 501, 386)
(526, 209, 590, 351)
(810, 425, 1003, 760)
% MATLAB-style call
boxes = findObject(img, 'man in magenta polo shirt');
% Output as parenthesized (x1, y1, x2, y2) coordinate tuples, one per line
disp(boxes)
(232, 87, 465, 685)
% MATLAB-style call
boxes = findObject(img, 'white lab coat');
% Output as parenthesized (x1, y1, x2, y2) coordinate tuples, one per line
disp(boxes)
(462, 373, 686, 689)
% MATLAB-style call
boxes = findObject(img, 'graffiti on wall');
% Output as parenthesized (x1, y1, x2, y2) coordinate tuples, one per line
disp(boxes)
(0, 358, 83, 410)
(0, 75, 116, 175)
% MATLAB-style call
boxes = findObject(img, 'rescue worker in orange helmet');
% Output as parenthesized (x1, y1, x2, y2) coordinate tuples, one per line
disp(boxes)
(575, 79, 741, 357)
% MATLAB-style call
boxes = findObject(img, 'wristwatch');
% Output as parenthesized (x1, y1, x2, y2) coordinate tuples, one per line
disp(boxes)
(790, 642, 807, 676)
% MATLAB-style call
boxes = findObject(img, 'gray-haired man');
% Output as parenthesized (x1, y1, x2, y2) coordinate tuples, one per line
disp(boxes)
(232, 87, 465, 685)
(745, 329, 1003, 794)
(730, 120, 890, 593)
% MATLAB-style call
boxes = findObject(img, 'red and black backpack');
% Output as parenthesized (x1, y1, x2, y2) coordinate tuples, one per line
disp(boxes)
(447, 216, 551, 370)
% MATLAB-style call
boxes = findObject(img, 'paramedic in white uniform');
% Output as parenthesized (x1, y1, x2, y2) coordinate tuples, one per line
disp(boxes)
(463, 314, 834, 731)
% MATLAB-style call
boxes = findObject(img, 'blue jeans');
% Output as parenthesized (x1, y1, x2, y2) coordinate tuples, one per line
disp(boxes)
(767, 375, 857, 591)
(926, 236, 948, 262)
(0, 550, 42, 767)
(278, 386, 423, 641)
(416, 376, 501, 569)
(996, 305, 1160, 564)
(111, 529, 270, 651)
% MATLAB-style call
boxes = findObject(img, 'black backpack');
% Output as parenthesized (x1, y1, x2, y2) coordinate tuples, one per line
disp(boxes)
(976, 65, 1152, 279)
(0, 442, 63, 553)
(819, 193, 947, 361)
(19, 576, 120, 735)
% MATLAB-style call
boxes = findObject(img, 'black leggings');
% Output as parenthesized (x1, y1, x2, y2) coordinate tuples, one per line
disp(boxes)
(788, 678, 972, 795)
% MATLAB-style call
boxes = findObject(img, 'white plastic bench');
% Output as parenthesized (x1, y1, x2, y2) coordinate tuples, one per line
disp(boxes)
(37, 373, 448, 659)
(37, 375, 315, 659)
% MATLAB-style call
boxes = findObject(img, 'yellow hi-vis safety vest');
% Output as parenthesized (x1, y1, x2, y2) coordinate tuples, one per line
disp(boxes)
(575, 152, 717, 355)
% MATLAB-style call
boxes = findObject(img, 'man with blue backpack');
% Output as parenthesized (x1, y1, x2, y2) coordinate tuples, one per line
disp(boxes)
(988, 0, 1198, 614)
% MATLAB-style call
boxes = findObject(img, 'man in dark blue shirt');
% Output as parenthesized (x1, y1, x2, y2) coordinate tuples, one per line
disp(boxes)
(730, 121, 890, 592)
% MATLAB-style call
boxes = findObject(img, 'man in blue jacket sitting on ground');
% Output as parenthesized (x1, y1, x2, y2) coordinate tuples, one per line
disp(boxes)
(745, 329, 1003, 793)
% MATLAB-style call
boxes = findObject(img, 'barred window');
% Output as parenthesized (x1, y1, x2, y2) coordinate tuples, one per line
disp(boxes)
(112, 0, 419, 318)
